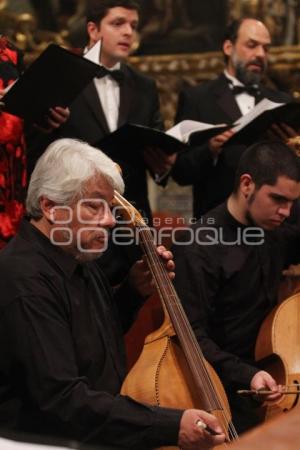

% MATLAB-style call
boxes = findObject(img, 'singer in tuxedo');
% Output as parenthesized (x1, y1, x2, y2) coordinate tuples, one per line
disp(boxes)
(28, 0, 173, 222)
(171, 18, 295, 219)
(27, 0, 177, 283)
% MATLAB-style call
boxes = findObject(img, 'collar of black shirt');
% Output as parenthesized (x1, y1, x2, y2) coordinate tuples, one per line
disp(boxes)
(18, 219, 79, 279)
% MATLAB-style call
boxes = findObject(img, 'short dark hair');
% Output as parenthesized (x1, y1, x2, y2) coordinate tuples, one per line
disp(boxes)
(86, 0, 140, 24)
(223, 18, 249, 45)
(233, 140, 300, 193)
(222, 17, 257, 63)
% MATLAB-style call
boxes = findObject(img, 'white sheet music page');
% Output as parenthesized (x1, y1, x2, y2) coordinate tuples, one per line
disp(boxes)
(232, 98, 285, 133)
(0, 437, 69, 450)
(166, 120, 227, 143)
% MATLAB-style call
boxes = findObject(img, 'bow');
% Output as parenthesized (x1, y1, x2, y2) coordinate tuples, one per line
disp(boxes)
(97, 66, 124, 85)
(230, 84, 261, 98)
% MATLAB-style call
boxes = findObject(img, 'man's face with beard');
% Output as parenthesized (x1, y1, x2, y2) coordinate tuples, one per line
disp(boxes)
(223, 18, 271, 86)
(48, 176, 116, 262)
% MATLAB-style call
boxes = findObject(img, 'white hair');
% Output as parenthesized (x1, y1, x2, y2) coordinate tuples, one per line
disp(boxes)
(26, 138, 125, 218)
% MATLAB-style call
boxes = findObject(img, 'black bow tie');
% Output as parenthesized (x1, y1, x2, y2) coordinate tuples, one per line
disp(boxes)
(97, 66, 124, 84)
(230, 84, 261, 98)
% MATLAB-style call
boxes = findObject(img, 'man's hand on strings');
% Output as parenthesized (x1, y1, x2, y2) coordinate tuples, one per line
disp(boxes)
(128, 246, 175, 298)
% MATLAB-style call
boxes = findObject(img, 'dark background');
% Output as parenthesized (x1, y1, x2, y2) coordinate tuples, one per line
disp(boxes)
(136, 0, 228, 55)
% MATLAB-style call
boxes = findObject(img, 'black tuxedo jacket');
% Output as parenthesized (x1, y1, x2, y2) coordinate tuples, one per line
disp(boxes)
(172, 73, 292, 218)
(58, 63, 163, 219)
(27, 63, 163, 220)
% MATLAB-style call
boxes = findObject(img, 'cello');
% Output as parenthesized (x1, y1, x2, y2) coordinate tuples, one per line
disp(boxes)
(255, 292, 300, 420)
(113, 191, 238, 449)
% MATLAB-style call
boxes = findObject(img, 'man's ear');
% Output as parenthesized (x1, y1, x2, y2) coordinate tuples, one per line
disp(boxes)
(40, 197, 56, 223)
(87, 21, 101, 46)
(240, 174, 255, 199)
(223, 39, 233, 59)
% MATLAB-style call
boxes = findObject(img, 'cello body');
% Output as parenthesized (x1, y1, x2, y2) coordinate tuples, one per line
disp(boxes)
(255, 292, 300, 420)
(122, 317, 231, 450)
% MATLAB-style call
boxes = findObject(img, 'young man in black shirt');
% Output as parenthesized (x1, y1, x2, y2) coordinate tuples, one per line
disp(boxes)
(173, 140, 300, 433)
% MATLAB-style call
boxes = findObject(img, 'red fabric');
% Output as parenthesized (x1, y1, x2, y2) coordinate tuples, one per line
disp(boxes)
(0, 37, 26, 246)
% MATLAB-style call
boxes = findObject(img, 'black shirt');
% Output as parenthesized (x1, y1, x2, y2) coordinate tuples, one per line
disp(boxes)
(173, 203, 299, 388)
(0, 220, 182, 449)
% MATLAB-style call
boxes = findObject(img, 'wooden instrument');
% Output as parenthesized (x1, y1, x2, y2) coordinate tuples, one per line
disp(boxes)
(279, 264, 300, 304)
(255, 292, 300, 420)
(113, 191, 238, 449)
(228, 404, 300, 450)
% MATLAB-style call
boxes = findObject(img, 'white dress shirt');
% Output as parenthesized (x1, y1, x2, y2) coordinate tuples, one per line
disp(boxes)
(224, 69, 256, 116)
(84, 46, 120, 132)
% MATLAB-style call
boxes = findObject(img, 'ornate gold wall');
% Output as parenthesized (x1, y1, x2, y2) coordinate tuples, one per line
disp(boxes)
(2, 1, 300, 217)
(130, 47, 300, 128)
(2, 1, 300, 127)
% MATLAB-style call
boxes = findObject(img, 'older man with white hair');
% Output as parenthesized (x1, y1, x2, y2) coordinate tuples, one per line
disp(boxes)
(0, 138, 225, 450)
